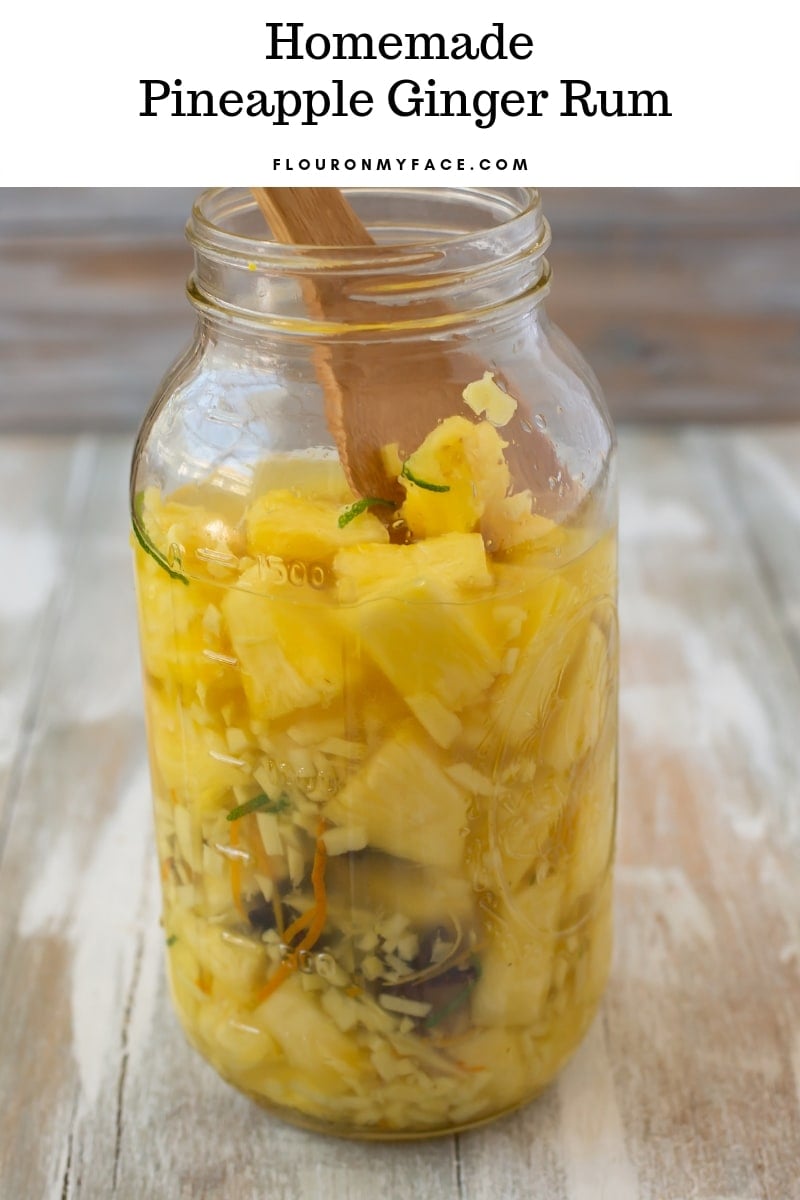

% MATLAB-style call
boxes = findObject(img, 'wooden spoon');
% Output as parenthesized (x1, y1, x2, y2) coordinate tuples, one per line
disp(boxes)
(251, 187, 562, 508)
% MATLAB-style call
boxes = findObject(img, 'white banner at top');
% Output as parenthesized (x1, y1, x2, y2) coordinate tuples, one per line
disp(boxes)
(3, 0, 797, 185)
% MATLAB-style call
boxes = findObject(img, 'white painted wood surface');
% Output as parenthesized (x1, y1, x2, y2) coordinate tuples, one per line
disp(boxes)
(0, 428, 798, 1199)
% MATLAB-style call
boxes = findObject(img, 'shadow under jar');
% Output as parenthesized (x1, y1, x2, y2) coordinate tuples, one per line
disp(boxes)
(130, 187, 618, 1138)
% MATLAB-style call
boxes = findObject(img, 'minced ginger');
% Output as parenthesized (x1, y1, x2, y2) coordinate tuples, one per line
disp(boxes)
(133, 399, 617, 1135)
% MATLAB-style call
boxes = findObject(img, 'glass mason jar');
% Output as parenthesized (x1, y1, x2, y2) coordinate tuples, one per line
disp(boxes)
(130, 187, 617, 1139)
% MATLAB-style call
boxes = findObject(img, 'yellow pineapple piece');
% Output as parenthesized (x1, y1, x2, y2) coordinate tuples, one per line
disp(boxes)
(538, 616, 613, 773)
(564, 724, 617, 904)
(325, 851, 476, 929)
(486, 575, 586, 747)
(559, 528, 617, 601)
(482, 491, 564, 556)
(223, 564, 355, 721)
(467, 771, 569, 892)
(246, 489, 388, 561)
(255, 975, 367, 1094)
(334, 534, 505, 715)
(462, 371, 518, 427)
(454, 1028, 529, 1107)
(194, 997, 279, 1073)
(396, 415, 510, 539)
(472, 872, 564, 1026)
(251, 454, 351, 501)
(335, 531, 493, 601)
(134, 554, 235, 691)
(326, 723, 467, 871)
(146, 686, 249, 812)
(176, 910, 268, 997)
(136, 486, 244, 579)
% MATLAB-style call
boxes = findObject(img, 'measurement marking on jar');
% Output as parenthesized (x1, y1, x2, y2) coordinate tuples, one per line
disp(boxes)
(207, 750, 247, 768)
(196, 547, 238, 566)
(255, 554, 329, 589)
(202, 649, 239, 666)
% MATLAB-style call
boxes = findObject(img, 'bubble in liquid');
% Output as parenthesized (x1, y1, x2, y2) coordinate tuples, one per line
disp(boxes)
(534, 413, 547, 431)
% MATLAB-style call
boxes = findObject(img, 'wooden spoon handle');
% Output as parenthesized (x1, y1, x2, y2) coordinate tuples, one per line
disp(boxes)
(251, 188, 375, 248)
(249, 188, 565, 512)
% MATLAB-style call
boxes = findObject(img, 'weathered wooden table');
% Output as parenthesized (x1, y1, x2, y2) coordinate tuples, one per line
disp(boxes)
(0, 427, 797, 1199)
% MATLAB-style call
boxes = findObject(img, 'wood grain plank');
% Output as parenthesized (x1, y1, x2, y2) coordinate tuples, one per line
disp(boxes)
(547, 233, 800, 423)
(2, 188, 797, 236)
(611, 428, 799, 1197)
(0, 235, 194, 432)
(717, 427, 800, 672)
(543, 188, 800, 233)
(1, 190, 799, 431)
(0, 188, 200, 234)
(0, 438, 94, 834)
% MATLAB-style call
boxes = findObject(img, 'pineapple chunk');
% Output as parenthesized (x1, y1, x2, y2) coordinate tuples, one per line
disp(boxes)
(223, 565, 354, 721)
(246, 489, 388, 560)
(482, 491, 562, 556)
(335, 532, 492, 602)
(146, 687, 249, 812)
(397, 416, 510, 539)
(137, 486, 244, 577)
(462, 371, 518, 427)
(472, 872, 564, 1026)
(135, 557, 235, 689)
(559, 528, 617, 603)
(251, 454, 351, 501)
(564, 728, 617, 905)
(405, 693, 462, 748)
(538, 617, 613, 772)
(325, 850, 476, 928)
(326, 724, 467, 871)
(486, 575, 586, 748)
(335, 535, 504, 713)
(194, 999, 279, 1072)
(255, 975, 366, 1093)
(455, 1028, 528, 1107)
(348, 596, 501, 713)
(177, 910, 267, 997)
(467, 772, 569, 892)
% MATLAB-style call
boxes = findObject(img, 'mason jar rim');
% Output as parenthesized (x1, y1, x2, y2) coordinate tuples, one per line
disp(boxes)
(187, 187, 548, 272)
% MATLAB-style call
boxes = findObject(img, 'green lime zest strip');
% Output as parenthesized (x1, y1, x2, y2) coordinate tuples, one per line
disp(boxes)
(131, 492, 189, 585)
(226, 792, 290, 823)
(423, 956, 482, 1029)
(401, 463, 451, 493)
(338, 496, 397, 528)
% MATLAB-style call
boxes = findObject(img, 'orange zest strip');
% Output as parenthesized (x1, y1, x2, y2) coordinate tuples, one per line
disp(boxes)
(295, 831, 328, 956)
(271, 893, 285, 938)
(253, 825, 329, 1006)
(282, 907, 315, 944)
(253, 958, 295, 1005)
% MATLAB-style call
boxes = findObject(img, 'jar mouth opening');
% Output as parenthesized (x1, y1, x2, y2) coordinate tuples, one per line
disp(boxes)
(187, 187, 546, 272)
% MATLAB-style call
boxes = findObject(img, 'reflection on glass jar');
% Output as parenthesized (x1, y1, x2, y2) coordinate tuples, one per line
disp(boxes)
(131, 188, 618, 1138)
